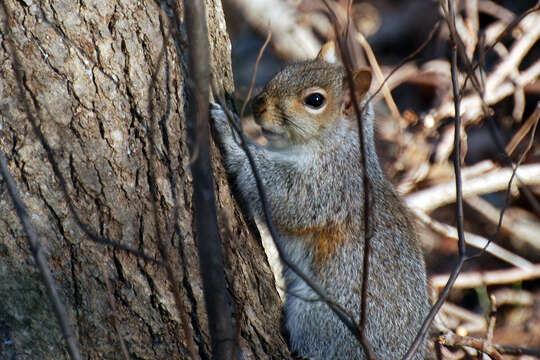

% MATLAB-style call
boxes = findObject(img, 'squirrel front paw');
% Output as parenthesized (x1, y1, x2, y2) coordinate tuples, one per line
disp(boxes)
(209, 101, 233, 137)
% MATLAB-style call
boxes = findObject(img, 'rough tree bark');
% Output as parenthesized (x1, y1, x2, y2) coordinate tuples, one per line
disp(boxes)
(0, 0, 289, 359)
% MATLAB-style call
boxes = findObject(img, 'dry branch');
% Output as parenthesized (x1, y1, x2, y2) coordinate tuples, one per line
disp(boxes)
(437, 302, 487, 335)
(412, 208, 533, 270)
(478, 0, 517, 23)
(505, 102, 540, 155)
(491, 288, 534, 307)
(465, 195, 540, 252)
(438, 329, 540, 358)
(437, 331, 504, 360)
(402, 1, 468, 358)
(355, 32, 400, 121)
(405, 164, 540, 213)
(431, 264, 540, 289)
(484, 12, 540, 96)
(228, 0, 320, 60)
(421, 9, 540, 145)
(322, 1, 376, 357)
(240, 30, 271, 119)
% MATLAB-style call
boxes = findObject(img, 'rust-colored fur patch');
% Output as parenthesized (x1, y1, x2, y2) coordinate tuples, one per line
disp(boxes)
(285, 223, 349, 267)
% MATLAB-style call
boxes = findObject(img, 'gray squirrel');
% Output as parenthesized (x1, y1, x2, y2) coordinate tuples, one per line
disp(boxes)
(210, 42, 429, 359)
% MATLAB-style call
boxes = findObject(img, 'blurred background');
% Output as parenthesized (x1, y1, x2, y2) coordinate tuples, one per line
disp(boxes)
(221, 0, 540, 356)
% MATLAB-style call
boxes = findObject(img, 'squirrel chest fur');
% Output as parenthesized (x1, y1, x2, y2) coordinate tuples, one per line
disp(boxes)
(211, 42, 429, 360)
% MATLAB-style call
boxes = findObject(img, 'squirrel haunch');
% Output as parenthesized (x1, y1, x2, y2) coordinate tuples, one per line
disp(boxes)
(211, 41, 429, 360)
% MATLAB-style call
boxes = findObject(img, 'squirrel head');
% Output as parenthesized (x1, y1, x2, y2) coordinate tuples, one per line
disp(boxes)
(252, 41, 372, 148)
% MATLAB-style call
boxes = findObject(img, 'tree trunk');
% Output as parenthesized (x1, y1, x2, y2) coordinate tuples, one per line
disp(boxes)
(0, 0, 289, 359)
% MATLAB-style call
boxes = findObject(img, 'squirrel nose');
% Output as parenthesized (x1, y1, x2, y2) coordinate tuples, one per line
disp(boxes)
(251, 96, 266, 117)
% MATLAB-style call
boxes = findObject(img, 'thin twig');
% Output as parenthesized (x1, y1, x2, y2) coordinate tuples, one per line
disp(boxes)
(435, 342, 443, 360)
(440, 1, 485, 101)
(400, 6, 538, 356)
(365, 20, 442, 106)
(438, 302, 487, 334)
(497, 345, 540, 357)
(426, 58, 540, 128)
(403, 261, 466, 360)
(230, 29, 273, 360)
(437, 331, 504, 360)
(467, 103, 539, 259)
(485, 101, 540, 220)
(462, 1, 540, 96)
(504, 102, 540, 156)
(402, 1, 468, 358)
(412, 208, 534, 270)
(345, 0, 353, 45)
(449, 0, 467, 258)
(184, 1, 234, 359)
(0, 150, 83, 360)
(240, 30, 272, 119)
(321, 2, 376, 358)
(355, 32, 401, 121)
(486, 294, 496, 345)
(449, 5, 540, 140)
(466, 195, 540, 253)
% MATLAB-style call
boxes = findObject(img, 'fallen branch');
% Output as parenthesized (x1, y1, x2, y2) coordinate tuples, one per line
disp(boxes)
(228, 0, 320, 60)
(485, 12, 540, 96)
(431, 264, 540, 290)
(438, 330, 540, 358)
(412, 208, 533, 270)
(465, 195, 540, 252)
(405, 163, 540, 213)
(505, 101, 540, 156)
(355, 32, 400, 121)
(436, 302, 487, 335)
(437, 331, 503, 360)
(491, 288, 534, 307)
(402, 1, 468, 357)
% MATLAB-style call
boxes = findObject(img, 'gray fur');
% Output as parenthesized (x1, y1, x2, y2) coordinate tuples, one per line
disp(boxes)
(210, 62, 429, 359)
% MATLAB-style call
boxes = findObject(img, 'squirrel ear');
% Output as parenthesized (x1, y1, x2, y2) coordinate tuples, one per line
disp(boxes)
(316, 41, 338, 64)
(352, 68, 372, 98)
(342, 67, 372, 115)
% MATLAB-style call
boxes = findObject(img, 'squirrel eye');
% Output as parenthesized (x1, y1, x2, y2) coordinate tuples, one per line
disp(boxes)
(303, 92, 326, 109)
